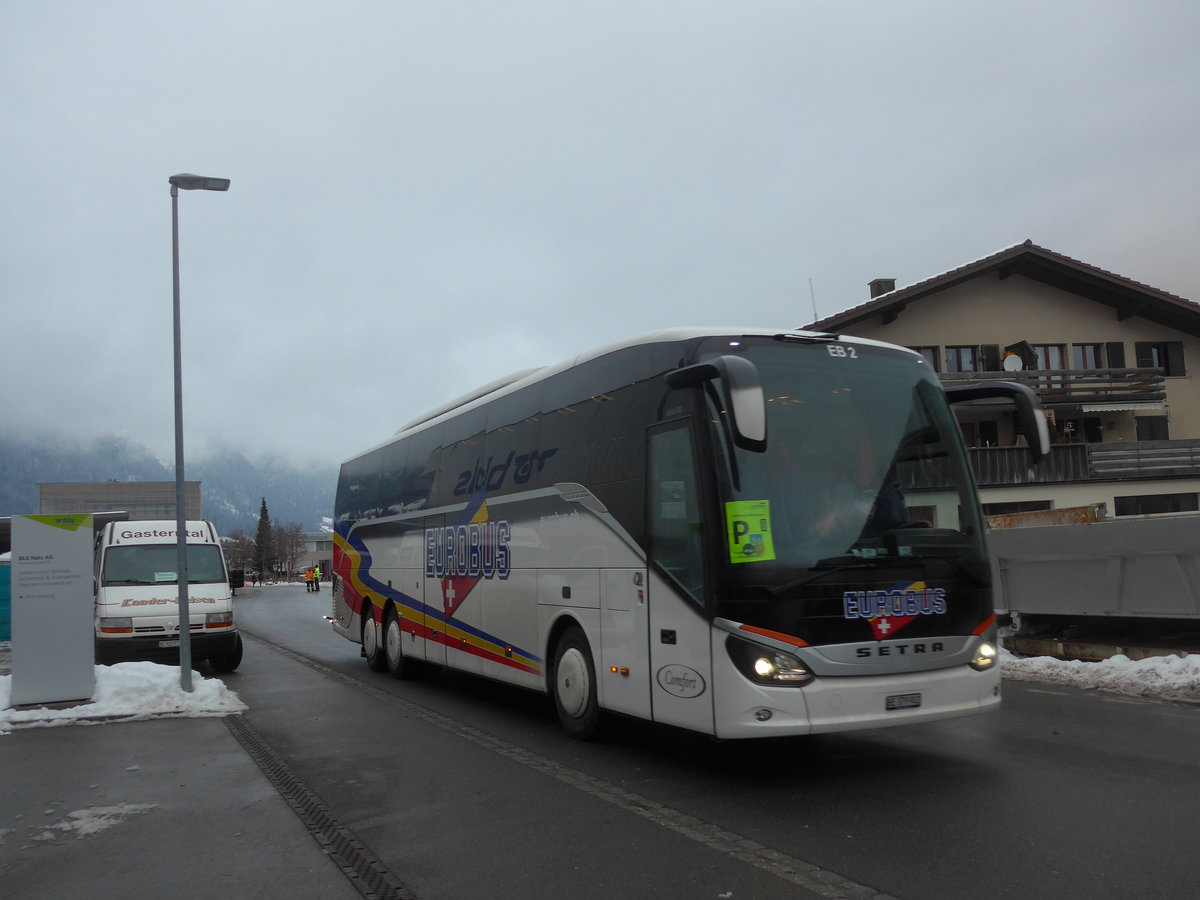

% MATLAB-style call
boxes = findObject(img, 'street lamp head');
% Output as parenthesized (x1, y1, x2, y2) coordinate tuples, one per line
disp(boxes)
(169, 173, 231, 191)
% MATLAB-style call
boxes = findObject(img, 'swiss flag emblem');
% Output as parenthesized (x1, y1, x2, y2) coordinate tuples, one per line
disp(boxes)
(869, 614, 918, 641)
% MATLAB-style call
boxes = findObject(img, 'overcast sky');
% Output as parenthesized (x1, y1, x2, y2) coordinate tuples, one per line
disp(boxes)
(3, 1, 1198, 469)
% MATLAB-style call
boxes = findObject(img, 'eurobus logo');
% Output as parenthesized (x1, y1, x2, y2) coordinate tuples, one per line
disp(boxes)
(425, 519, 511, 618)
(425, 519, 512, 580)
(843, 583, 946, 641)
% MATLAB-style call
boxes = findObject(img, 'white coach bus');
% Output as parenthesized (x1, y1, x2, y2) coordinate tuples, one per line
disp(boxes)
(330, 328, 1047, 740)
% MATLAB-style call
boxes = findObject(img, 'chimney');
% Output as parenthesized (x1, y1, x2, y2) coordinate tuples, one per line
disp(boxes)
(869, 278, 896, 299)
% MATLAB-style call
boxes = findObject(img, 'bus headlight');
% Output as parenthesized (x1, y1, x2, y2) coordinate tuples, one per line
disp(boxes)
(726, 635, 814, 687)
(969, 641, 998, 671)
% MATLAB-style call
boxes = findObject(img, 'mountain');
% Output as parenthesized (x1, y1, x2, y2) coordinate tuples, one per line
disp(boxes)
(0, 433, 336, 534)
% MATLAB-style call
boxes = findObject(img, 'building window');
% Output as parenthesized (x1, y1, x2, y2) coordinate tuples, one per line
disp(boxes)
(982, 500, 1052, 516)
(945, 346, 977, 373)
(1114, 492, 1199, 517)
(1072, 344, 1103, 369)
(960, 420, 1000, 448)
(1135, 416, 1169, 441)
(909, 346, 940, 371)
(1033, 343, 1067, 391)
(1135, 341, 1185, 377)
(906, 505, 937, 527)
(1033, 344, 1067, 370)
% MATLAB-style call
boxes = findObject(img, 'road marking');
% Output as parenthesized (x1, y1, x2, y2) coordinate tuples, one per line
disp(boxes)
(243, 631, 898, 900)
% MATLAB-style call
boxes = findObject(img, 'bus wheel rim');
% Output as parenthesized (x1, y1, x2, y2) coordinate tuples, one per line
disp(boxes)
(386, 618, 402, 664)
(557, 648, 590, 718)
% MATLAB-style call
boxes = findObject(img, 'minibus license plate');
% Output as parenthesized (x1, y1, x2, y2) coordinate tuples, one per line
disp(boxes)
(159, 639, 181, 648)
(886, 693, 921, 710)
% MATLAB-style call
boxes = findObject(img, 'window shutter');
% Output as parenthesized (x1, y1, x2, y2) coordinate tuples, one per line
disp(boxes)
(979, 344, 1001, 371)
(1105, 341, 1125, 368)
(1166, 341, 1185, 377)
(1134, 342, 1155, 369)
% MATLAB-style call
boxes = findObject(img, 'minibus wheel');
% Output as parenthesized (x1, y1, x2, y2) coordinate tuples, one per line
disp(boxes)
(552, 626, 602, 740)
(209, 634, 243, 673)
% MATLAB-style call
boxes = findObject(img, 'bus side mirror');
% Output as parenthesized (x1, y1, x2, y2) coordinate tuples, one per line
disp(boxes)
(667, 355, 767, 452)
(943, 380, 1051, 462)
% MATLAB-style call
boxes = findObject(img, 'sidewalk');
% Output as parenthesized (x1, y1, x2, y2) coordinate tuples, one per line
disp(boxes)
(0, 645, 360, 900)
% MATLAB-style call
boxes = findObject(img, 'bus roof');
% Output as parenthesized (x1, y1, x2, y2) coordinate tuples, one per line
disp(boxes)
(343, 326, 917, 464)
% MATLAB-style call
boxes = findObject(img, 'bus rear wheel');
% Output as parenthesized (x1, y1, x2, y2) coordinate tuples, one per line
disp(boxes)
(384, 608, 417, 679)
(362, 606, 387, 672)
(552, 626, 602, 740)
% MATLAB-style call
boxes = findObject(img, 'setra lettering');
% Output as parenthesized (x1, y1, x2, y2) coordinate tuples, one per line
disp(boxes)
(856, 642, 944, 658)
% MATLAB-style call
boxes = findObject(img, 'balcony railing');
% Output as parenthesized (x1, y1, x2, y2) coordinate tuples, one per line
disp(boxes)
(1089, 440, 1200, 479)
(900, 440, 1200, 490)
(939, 367, 1165, 407)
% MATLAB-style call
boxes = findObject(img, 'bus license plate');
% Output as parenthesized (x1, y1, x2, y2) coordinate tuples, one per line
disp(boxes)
(158, 639, 181, 648)
(886, 693, 921, 711)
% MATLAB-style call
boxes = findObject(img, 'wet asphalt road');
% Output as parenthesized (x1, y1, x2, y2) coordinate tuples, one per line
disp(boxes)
(225, 584, 1200, 899)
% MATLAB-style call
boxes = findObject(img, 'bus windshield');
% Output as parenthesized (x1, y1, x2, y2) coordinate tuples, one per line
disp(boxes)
(698, 337, 988, 637)
(102, 545, 227, 586)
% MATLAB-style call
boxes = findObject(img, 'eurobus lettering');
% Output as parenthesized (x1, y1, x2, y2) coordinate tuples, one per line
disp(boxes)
(329, 328, 1048, 740)
(424, 520, 511, 579)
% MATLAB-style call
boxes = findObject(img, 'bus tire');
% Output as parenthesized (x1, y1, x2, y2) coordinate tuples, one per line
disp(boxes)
(209, 633, 243, 673)
(384, 607, 416, 679)
(552, 626, 602, 740)
(362, 606, 388, 672)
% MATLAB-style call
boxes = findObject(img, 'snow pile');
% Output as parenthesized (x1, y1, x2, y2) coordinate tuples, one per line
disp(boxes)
(0, 661, 246, 734)
(1001, 648, 1200, 703)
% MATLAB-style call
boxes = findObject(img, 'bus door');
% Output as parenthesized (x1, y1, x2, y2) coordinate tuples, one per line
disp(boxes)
(646, 421, 715, 735)
(422, 514, 448, 667)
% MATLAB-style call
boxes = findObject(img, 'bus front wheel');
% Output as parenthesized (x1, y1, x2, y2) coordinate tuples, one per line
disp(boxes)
(362, 607, 387, 672)
(552, 626, 602, 740)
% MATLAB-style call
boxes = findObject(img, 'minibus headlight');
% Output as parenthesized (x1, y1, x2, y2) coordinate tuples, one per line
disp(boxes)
(969, 641, 998, 671)
(99, 617, 133, 635)
(205, 612, 234, 629)
(726, 635, 813, 687)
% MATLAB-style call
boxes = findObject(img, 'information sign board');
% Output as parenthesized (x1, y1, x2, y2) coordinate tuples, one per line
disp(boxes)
(10, 514, 95, 706)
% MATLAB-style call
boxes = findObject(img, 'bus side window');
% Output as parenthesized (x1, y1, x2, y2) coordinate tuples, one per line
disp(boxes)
(648, 424, 705, 606)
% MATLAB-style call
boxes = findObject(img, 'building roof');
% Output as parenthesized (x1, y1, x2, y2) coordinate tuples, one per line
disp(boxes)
(805, 239, 1200, 337)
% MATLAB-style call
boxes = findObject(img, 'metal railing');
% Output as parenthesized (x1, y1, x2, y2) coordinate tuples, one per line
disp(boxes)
(1089, 440, 1200, 479)
(939, 367, 1165, 407)
(900, 440, 1200, 490)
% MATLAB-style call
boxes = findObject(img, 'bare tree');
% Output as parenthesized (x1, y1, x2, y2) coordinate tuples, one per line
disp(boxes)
(273, 522, 307, 579)
(223, 529, 255, 569)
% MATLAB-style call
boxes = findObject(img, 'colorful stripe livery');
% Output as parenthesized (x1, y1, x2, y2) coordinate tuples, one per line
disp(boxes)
(333, 517, 542, 677)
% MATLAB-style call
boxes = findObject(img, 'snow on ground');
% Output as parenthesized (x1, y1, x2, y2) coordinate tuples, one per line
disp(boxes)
(0, 659, 246, 734)
(1000, 648, 1200, 704)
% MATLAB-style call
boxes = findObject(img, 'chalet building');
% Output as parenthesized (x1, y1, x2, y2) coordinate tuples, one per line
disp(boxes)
(806, 240, 1200, 520)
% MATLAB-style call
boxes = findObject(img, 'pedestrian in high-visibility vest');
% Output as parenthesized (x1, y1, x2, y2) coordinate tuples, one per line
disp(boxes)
(313, 564, 322, 592)
(305, 567, 315, 592)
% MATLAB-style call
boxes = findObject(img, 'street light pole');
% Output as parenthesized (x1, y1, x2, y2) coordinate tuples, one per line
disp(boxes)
(169, 173, 230, 692)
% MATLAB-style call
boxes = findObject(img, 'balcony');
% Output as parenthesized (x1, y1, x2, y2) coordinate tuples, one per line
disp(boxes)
(939, 367, 1165, 409)
(973, 439, 1200, 486)
(900, 440, 1200, 490)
